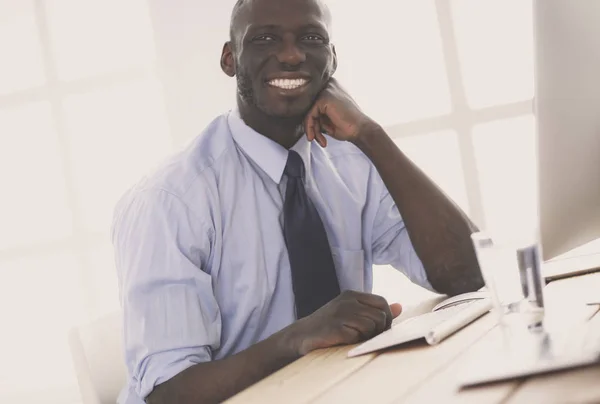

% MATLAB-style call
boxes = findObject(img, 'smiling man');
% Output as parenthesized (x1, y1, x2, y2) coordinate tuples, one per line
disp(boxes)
(112, 0, 484, 403)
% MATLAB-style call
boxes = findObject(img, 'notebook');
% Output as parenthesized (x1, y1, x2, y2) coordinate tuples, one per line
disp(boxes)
(347, 292, 492, 358)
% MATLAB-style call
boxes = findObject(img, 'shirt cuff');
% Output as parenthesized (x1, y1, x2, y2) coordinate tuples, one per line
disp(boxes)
(136, 346, 212, 399)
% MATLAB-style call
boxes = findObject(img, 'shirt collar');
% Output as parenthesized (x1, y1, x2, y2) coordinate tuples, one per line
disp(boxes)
(228, 108, 312, 184)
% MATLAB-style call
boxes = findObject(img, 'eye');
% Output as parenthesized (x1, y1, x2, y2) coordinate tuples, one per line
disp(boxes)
(302, 34, 326, 43)
(252, 34, 276, 43)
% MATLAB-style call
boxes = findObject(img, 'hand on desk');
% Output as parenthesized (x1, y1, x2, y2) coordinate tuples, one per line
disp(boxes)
(290, 290, 402, 356)
(145, 291, 400, 404)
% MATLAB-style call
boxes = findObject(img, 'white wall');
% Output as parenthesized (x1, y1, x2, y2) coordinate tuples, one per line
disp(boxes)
(146, 0, 236, 147)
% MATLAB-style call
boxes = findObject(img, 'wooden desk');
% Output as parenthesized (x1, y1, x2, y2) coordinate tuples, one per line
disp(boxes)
(226, 273, 600, 404)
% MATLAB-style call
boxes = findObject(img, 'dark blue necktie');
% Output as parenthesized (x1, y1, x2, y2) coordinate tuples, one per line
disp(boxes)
(283, 151, 341, 318)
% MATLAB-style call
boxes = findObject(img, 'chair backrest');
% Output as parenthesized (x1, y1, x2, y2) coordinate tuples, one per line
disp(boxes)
(69, 311, 128, 404)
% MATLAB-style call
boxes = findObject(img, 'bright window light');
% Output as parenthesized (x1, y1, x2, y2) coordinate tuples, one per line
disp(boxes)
(0, 0, 46, 94)
(63, 76, 173, 234)
(451, 0, 534, 109)
(0, 251, 85, 395)
(0, 102, 73, 251)
(328, 0, 451, 126)
(86, 241, 120, 319)
(45, 0, 156, 80)
(394, 130, 470, 214)
(473, 115, 538, 238)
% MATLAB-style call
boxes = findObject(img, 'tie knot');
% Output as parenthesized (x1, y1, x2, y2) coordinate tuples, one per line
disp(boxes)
(285, 150, 305, 179)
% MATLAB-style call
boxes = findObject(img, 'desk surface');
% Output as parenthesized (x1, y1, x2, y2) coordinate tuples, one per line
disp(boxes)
(226, 273, 600, 404)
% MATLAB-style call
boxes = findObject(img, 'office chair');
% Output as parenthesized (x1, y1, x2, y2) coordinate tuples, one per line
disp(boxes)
(69, 311, 127, 404)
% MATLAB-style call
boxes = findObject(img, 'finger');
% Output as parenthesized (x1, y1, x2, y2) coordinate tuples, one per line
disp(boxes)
(312, 118, 328, 148)
(314, 118, 322, 141)
(352, 292, 394, 329)
(308, 104, 328, 147)
(317, 127, 330, 148)
(313, 122, 324, 147)
(341, 316, 378, 343)
(355, 307, 388, 335)
(305, 103, 322, 142)
(319, 101, 345, 128)
(321, 121, 336, 137)
(340, 325, 363, 345)
(304, 113, 315, 142)
(390, 303, 403, 319)
(317, 117, 327, 136)
(353, 315, 380, 340)
(335, 297, 381, 341)
(317, 132, 328, 148)
(319, 113, 335, 133)
(353, 291, 390, 311)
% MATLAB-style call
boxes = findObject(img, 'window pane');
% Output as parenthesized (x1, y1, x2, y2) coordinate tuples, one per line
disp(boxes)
(45, 0, 156, 80)
(0, 0, 46, 94)
(394, 130, 470, 214)
(86, 241, 120, 319)
(473, 115, 538, 237)
(0, 251, 85, 396)
(328, 0, 451, 126)
(0, 102, 73, 251)
(451, 0, 534, 108)
(64, 76, 172, 233)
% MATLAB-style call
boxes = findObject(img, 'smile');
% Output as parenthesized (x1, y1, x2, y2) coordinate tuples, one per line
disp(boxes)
(267, 78, 310, 90)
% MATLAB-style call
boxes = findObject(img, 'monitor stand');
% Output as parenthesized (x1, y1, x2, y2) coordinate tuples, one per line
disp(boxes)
(543, 238, 600, 282)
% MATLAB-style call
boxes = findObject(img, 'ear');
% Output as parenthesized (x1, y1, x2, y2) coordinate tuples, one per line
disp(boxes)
(330, 44, 338, 76)
(221, 42, 236, 77)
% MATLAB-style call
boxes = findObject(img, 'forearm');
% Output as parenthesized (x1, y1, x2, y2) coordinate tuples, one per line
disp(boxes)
(146, 326, 300, 404)
(355, 125, 484, 295)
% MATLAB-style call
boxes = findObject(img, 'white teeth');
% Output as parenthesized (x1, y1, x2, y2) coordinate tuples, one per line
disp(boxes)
(268, 78, 308, 90)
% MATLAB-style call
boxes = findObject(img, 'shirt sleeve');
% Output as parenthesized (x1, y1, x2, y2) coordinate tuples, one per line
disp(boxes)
(112, 188, 221, 399)
(371, 186, 436, 292)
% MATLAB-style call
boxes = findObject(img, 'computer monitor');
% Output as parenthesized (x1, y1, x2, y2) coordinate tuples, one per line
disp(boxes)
(535, 0, 600, 271)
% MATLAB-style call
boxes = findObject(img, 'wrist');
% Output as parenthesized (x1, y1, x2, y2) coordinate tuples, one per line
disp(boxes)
(352, 121, 387, 152)
(277, 319, 308, 359)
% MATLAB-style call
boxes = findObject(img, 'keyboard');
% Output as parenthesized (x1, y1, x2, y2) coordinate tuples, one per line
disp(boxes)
(460, 314, 600, 388)
(347, 299, 492, 357)
(582, 314, 600, 354)
(560, 312, 600, 358)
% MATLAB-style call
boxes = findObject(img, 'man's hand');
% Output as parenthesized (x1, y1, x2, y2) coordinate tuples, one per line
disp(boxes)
(147, 291, 401, 404)
(288, 290, 402, 356)
(304, 78, 377, 147)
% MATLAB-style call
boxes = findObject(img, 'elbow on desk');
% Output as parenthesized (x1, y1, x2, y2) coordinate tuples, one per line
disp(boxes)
(426, 263, 485, 297)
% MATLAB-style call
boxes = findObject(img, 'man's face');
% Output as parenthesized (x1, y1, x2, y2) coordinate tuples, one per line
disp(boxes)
(228, 0, 336, 119)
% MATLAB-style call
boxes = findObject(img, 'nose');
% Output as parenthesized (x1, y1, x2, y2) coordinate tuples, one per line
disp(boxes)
(276, 36, 306, 67)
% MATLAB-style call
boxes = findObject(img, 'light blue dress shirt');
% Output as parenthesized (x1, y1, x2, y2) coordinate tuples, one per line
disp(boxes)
(112, 109, 434, 403)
